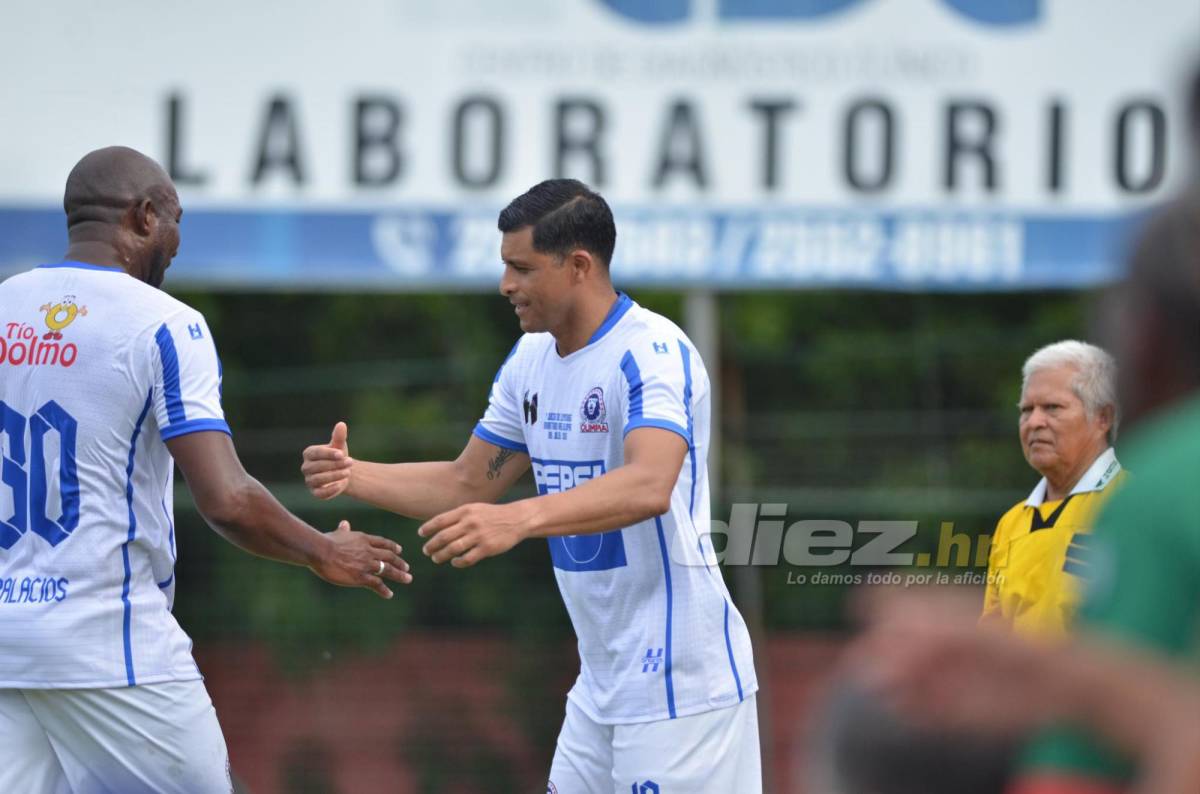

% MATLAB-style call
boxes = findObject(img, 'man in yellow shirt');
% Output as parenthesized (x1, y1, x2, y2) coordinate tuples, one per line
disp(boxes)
(982, 341, 1124, 635)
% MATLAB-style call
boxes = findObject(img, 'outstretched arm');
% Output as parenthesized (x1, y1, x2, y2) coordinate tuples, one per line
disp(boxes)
(301, 422, 530, 519)
(169, 430, 412, 599)
(418, 427, 687, 567)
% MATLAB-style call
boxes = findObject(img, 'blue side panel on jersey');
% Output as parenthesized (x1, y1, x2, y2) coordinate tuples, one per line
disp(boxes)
(620, 351, 644, 419)
(723, 600, 745, 702)
(162, 495, 176, 561)
(678, 341, 697, 516)
(472, 423, 529, 453)
(654, 516, 677, 719)
(154, 325, 187, 426)
(121, 390, 154, 687)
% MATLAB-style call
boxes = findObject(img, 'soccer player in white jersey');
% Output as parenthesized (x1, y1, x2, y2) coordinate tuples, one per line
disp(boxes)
(302, 179, 761, 792)
(0, 146, 412, 794)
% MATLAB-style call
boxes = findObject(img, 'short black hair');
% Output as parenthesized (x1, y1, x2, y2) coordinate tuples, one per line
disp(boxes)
(497, 179, 616, 267)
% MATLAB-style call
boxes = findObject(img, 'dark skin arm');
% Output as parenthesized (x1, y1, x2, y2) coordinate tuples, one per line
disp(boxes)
(168, 431, 412, 598)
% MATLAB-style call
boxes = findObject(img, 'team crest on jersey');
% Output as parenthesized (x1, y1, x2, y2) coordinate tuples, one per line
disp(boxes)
(580, 386, 609, 433)
(39, 295, 87, 340)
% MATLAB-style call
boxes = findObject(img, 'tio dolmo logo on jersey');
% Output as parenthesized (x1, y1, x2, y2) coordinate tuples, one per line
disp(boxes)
(1, 296, 87, 368)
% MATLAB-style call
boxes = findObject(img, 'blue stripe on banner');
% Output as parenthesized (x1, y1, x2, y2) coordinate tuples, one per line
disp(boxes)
(654, 516, 677, 719)
(159, 418, 232, 441)
(723, 600, 745, 702)
(620, 351, 644, 420)
(121, 390, 154, 687)
(154, 325, 187, 426)
(678, 341, 696, 518)
(472, 423, 529, 453)
(0, 208, 1143, 291)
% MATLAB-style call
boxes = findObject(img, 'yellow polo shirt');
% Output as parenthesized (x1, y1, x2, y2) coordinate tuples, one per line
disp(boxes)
(982, 449, 1125, 636)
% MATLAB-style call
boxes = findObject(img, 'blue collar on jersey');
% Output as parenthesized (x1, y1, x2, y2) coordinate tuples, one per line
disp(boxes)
(38, 260, 126, 273)
(585, 291, 634, 347)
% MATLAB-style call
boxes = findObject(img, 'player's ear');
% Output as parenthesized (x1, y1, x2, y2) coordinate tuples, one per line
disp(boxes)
(570, 249, 593, 282)
(129, 198, 156, 237)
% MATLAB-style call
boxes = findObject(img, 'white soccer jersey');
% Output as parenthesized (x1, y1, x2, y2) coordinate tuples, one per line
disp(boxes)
(476, 293, 757, 724)
(0, 261, 229, 688)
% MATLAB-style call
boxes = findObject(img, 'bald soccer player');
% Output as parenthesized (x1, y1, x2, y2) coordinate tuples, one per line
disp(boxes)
(0, 147, 412, 794)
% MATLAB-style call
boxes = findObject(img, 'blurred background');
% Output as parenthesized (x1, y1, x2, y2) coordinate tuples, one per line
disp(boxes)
(2, 2, 1198, 791)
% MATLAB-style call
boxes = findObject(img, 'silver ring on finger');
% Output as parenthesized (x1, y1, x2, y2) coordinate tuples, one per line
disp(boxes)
(375, 559, 386, 577)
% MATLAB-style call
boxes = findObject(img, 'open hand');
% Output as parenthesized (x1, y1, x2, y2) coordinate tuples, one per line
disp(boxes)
(310, 519, 412, 598)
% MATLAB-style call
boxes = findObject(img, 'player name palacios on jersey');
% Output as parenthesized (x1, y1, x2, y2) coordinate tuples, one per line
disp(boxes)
(2, 322, 81, 368)
(0, 575, 70, 605)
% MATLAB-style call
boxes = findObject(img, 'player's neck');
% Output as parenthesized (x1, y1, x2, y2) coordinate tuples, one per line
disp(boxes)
(63, 241, 128, 273)
(553, 289, 619, 357)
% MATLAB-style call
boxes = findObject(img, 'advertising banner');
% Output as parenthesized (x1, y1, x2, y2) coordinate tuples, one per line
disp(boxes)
(1, 0, 1196, 289)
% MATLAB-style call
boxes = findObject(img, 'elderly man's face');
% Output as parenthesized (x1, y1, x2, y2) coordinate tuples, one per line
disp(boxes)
(1019, 367, 1110, 480)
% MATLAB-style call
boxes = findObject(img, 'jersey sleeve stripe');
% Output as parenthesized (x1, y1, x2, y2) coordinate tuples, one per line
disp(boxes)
(154, 324, 187, 426)
(472, 422, 528, 453)
(624, 417, 690, 444)
(159, 418, 232, 441)
(619, 350, 644, 418)
(120, 389, 154, 687)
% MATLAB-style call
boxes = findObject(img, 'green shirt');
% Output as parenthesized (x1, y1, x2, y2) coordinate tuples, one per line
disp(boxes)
(1019, 395, 1200, 782)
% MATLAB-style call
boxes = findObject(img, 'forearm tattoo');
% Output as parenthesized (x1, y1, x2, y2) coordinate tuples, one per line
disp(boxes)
(486, 448, 516, 481)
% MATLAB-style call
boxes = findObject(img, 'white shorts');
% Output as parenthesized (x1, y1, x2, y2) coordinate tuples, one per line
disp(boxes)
(548, 695, 762, 794)
(0, 679, 231, 794)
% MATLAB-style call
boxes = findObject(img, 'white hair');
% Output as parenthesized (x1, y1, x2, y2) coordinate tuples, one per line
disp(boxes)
(1021, 340, 1120, 442)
